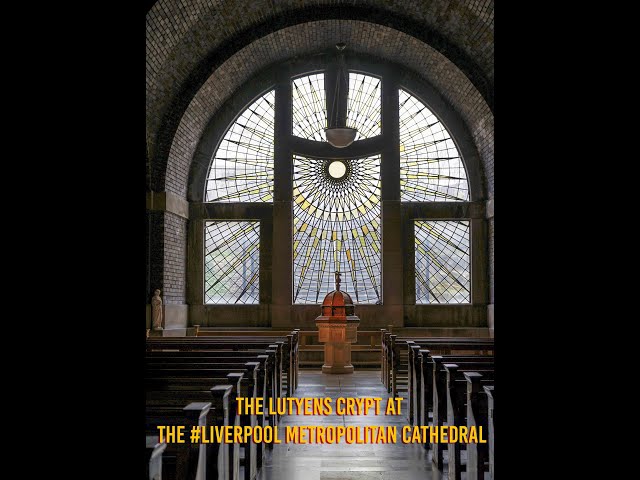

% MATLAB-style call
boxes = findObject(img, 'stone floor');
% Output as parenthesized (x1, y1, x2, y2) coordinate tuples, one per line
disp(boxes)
(257, 370, 448, 480)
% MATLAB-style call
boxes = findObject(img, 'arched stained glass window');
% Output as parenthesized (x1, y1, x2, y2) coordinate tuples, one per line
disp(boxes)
(293, 154, 382, 304)
(347, 73, 381, 140)
(399, 89, 469, 202)
(205, 90, 275, 202)
(292, 74, 326, 141)
(200, 62, 477, 307)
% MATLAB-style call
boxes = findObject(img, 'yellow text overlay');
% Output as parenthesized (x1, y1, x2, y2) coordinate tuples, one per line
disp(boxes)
(156, 425, 486, 445)
(236, 397, 403, 416)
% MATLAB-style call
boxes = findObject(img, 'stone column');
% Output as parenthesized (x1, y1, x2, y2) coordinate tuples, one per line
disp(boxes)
(272, 66, 293, 327)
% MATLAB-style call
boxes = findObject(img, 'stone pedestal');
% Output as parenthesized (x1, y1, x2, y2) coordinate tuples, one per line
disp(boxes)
(315, 272, 360, 374)
(315, 317, 360, 374)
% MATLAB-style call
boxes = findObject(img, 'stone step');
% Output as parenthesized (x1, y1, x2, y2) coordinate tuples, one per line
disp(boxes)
(299, 350, 381, 362)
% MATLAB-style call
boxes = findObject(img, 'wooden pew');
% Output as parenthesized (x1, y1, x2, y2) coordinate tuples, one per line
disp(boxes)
(146, 353, 272, 469)
(196, 329, 300, 393)
(464, 373, 493, 480)
(484, 386, 494, 480)
(149, 333, 297, 396)
(418, 352, 494, 437)
(145, 401, 216, 480)
(146, 340, 282, 409)
(146, 338, 287, 399)
(380, 328, 387, 388)
(430, 356, 494, 469)
(146, 382, 235, 480)
(379, 331, 495, 476)
(145, 355, 270, 418)
(146, 370, 244, 480)
(145, 350, 280, 479)
(380, 328, 491, 382)
(409, 339, 493, 420)
(382, 333, 494, 398)
(144, 332, 297, 480)
(196, 335, 295, 396)
(146, 350, 277, 416)
(443, 365, 494, 480)
(146, 441, 166, 480)
(380, 332, 492, 384)
(146, 367, 257, 480)
(391, 337, 494, 420)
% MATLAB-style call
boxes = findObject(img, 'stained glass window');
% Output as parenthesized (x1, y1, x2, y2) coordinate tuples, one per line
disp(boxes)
(292, 73, 326, 141)
(292, 154, 382, 304)
(204, 221, 260, 304)
(347, 73, 381, 140)
(201, 67, 477, 307)
(399, 89, 469, 202)
(205, 90, 275, 202)
(414, 221, 470, 304)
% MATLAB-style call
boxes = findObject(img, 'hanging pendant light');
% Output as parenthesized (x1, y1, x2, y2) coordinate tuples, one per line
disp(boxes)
(325, 43, 357, 148)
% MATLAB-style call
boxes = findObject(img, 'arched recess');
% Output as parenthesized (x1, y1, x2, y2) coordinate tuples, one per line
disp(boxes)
(146, 14, 494, 330)
(147, 1, 494, 184)
(184, 54, 489, 328)
(189, 56, 484, 203)
(153, 20, 494, 200)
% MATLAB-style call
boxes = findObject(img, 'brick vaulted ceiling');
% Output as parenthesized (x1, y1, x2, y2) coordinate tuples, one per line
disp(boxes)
(146, 0, 495, 199)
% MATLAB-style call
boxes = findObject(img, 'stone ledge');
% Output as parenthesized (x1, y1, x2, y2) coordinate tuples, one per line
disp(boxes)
(147, 191, 189, 219)
(147, 325, 198, 337)
(486, 199, 494, 219)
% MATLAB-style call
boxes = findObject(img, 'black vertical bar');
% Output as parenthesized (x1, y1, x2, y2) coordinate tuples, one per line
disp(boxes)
(325, 55, 348, 128)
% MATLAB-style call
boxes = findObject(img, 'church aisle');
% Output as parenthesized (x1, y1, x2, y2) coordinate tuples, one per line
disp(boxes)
(257, 370, 445, 480)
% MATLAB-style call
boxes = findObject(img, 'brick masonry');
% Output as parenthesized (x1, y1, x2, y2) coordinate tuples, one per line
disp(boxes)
(155, 20, 494, 199)
(147, 210, 187, 305)
(145, 0, 494, 311)
(148, 210, 165, 300)
(146, 1, 494, 197)
(146, 0, 494, 154)
(488, 217, 494, 304)
(163, 211, 187, 304)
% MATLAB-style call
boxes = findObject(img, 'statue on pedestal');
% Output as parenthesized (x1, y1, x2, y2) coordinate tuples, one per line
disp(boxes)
(151, 289, 163, 330)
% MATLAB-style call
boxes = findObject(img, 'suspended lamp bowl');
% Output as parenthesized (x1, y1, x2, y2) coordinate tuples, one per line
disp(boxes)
(325, 127, 357, 148)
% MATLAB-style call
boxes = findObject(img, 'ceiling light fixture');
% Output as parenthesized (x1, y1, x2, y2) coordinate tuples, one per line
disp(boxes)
(325, 43, 357, 148)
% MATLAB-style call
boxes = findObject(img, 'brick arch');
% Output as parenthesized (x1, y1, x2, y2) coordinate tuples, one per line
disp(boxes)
(146, 4, 495, 320)
(146, 1, 494, 138)
(147, 1, 494, 194)
(159, 20, 494, 200)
